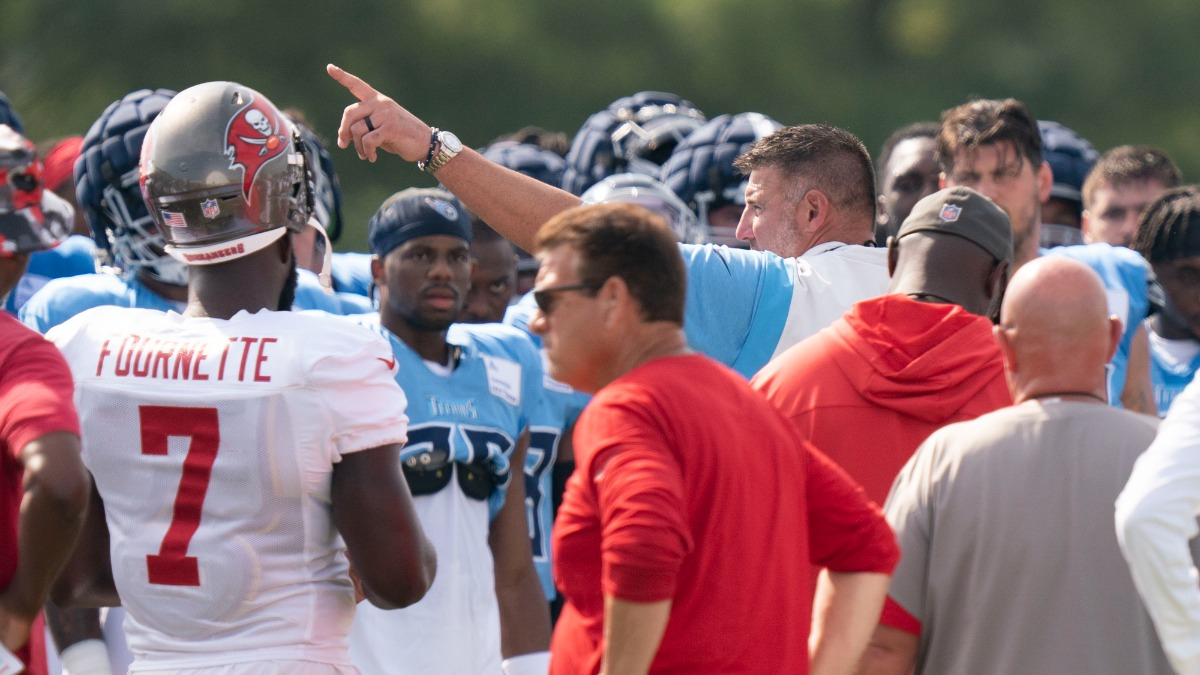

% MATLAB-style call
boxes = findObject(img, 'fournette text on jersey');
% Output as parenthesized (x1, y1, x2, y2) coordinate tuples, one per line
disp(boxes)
(94, 333, 278, 382)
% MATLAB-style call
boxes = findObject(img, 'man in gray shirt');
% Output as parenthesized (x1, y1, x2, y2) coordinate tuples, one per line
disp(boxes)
(859, 255, 1173, 675)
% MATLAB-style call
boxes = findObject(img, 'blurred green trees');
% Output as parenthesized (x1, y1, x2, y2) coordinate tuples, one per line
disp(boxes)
(5, 0, 1198, 252)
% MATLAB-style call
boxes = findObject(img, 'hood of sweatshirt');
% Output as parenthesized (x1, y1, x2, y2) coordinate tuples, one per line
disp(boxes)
(829, 294, 1009, 423)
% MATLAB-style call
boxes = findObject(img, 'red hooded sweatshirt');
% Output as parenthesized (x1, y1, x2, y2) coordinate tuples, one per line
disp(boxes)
(752, 294, 1013, 506)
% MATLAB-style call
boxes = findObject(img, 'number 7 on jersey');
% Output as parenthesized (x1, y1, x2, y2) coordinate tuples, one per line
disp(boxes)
(139, 405, 221, 586)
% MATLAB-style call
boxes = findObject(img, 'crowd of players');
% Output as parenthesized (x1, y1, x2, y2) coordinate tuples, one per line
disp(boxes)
(3, 61, 1200, 674)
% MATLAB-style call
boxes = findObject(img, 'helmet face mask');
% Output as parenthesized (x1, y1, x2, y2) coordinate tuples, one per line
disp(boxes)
(581, 172, 705, 244)
(97, 166, 188, 284)
(661, 112, 782, 246)
(140, 82, 310, 267)
(563, 92, 706, 196)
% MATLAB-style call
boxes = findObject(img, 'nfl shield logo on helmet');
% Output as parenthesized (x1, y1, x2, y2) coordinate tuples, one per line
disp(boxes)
(940, 203, 962, 222)
(201, 198, 220, 219)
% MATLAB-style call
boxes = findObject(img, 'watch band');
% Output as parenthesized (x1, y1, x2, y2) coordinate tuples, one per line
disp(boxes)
(417, 127, 440, 172)
(424, 130, 462, 174)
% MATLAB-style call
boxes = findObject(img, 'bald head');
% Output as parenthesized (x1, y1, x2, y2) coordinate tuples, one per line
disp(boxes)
(993, 256, 1121, 403)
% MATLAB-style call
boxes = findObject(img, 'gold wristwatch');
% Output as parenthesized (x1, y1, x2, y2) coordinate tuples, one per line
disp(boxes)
(420, 129, 463, 173)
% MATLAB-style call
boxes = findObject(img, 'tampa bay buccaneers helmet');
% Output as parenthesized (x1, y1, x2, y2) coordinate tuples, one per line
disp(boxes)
(0, 125, 71, 256)
(139, 81, 311, 267)
(561, 91, 706, 196)
(660, 112, 782, 246)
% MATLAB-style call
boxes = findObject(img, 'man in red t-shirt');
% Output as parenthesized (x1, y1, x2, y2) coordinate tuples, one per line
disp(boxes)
(0, 124, 89, 674)
(525, 202, 898, 674)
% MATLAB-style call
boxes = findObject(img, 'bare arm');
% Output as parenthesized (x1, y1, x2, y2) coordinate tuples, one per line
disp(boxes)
(602, 596, 671, 675)
(809, 570, 892, 675)
(327, 64, 580, 253)
(51, 480, 117, 608)
(1120, 324, 1156, 415)
(856, 623, 919, 675)
(333, 444, 436, 609)
(489, 432, 552, 658)
(1, 431, 89, 652)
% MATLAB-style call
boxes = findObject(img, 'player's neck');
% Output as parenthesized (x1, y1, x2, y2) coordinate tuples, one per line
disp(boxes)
(1151, 312, 1200, 343)
(387, 317, 454, 366)
(138, 271, 188, 303)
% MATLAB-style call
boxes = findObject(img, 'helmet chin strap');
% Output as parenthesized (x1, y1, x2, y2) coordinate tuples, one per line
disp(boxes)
(308, 216, 334, 293)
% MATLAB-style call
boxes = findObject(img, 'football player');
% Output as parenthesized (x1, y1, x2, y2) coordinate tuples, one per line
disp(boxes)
(348, 187, 551, 675)
(48, 80, 435, 675)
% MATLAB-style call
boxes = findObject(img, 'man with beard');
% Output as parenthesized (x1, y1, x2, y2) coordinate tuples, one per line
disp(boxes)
(348, 188, 552, 675)
(48, 81, 435, 674)
(937, 97, 1156, 414)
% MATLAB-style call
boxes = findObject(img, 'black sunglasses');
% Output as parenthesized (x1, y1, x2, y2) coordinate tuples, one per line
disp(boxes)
(532, 282, 597, 314)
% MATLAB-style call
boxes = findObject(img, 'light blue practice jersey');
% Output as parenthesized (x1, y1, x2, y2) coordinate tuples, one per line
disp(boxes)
(22, 267, 372, 335)
(681, 242, 890, 378)
(1147, 325, 1200, 418)
(20, 271, 185, 334)
(358, 315, 545, 520)
(505, 294, 591, 599)
(6, 234, 96, 315)
(294, 268, 376, 315)
(331, 251, 374, 297)
(1046, 243, 1151, 407)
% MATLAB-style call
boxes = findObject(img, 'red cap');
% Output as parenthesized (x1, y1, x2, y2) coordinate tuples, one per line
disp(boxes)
(41, 136, 83, 192)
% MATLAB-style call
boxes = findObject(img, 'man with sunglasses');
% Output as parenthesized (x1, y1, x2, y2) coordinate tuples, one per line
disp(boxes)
(522, 201, 897, 673)
(349, 188, 551, 675)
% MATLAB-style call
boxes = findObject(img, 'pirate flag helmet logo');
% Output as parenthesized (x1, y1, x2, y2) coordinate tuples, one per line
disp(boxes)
(225, 92, 291, 200)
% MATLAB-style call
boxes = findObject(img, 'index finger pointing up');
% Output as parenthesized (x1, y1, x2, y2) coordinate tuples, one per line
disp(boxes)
(327, 63, 376, 101)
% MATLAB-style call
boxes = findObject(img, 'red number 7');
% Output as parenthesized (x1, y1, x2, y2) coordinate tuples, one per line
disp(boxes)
(139, 405, 220, 586)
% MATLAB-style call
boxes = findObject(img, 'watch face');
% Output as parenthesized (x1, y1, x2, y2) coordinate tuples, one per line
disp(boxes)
(440, 131, 463, 153)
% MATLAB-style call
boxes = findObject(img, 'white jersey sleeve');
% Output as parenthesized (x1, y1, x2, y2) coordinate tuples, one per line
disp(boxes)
(1116, 376, 1200, 675)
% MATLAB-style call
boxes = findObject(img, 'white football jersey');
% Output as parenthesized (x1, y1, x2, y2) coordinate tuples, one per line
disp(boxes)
(48, 307, 409, 671)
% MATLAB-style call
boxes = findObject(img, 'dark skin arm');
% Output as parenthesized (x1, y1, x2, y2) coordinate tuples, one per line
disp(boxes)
(2, 431, 90, 652)
(43, 604, 105, 655)
(333, 443, 436, 609)
(490, 431, 552, 658)
(51, 480, 117, 608)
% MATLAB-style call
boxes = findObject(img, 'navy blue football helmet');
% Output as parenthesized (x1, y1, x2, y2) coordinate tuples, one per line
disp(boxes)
(75, 88, 186, 284)
(1038, 120, 1098, 247)
(480, 140, 567, 188)
(561, 91, 706, 196)
(660, 112, 782, 246)
(0, 91, 24, 135)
